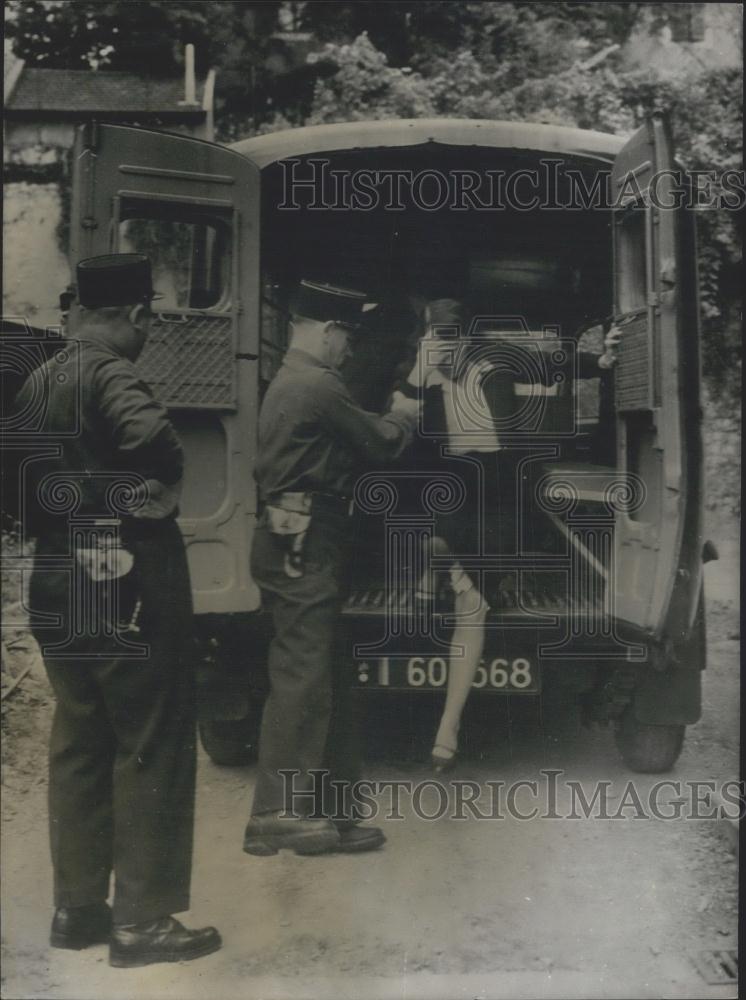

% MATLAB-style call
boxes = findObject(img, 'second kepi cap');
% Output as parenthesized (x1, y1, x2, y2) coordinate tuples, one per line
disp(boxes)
(292, 279, 378, 329)
(76, 253, 162, 309)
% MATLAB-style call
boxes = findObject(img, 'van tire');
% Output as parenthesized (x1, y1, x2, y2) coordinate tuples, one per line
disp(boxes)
(199, 711, 261, 766)
(614, 708, 685, 773)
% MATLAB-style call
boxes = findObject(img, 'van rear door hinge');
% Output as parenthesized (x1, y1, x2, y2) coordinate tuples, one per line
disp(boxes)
(82, 121, 99, 152)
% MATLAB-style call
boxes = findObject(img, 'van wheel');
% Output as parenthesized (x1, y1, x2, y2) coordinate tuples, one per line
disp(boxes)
(614, 707, 685, 773)
(199, 710, 261, 766)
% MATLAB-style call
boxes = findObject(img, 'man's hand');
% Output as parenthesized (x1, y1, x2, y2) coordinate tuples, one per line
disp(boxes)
(598, 325, 622, 369)
(129, 478, 182, 519)
(389, 390, 421, 420)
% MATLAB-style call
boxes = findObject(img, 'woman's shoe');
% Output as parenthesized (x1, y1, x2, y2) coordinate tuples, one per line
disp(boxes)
(430, 745, 459, 773)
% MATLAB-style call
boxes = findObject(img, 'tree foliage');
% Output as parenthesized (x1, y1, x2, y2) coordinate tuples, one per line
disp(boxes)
(298, 2, 643, 71)
(6, 1, 213, 73)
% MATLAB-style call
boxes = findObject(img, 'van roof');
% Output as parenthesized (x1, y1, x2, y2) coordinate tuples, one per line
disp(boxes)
(229, 118, 626, 169)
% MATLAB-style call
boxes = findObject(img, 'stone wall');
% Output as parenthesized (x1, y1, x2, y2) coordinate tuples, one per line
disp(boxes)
(4, 122, 76, 168)
(2, 181, 70, 330)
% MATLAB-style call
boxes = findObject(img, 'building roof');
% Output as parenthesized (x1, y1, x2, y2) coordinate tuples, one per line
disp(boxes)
(6, 67, 206, 116)
(231, 118, 626, 169)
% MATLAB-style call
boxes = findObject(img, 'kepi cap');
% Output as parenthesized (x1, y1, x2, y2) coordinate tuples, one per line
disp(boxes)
(291, 279, 377, 330)
(76, 253, 162, 309)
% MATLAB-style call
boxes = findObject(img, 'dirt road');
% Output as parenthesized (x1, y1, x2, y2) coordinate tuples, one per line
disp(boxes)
(1, 526, 739, 1000)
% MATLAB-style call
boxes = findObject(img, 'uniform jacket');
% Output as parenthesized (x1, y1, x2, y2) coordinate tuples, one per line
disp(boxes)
(13, 336, 183, 536)
(255, 348, 416, 501)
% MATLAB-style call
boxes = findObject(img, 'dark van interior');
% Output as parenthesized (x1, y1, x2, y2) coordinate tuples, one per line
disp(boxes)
(258, 147, 618, 627)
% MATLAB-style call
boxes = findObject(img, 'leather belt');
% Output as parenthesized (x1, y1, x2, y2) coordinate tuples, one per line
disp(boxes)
(260, 492, 354, 518)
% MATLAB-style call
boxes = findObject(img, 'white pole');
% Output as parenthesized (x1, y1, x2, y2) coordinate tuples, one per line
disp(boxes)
(185, 44, 196, 104)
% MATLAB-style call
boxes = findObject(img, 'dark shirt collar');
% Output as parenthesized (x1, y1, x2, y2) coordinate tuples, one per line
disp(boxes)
(283, 347, 333, 372)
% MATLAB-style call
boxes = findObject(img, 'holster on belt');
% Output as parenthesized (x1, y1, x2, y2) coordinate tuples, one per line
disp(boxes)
(73, 520, 142, 630)
(265, 492, 313, 578)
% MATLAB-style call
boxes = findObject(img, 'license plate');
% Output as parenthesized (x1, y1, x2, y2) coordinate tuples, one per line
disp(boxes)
(354, 656, 540, 693)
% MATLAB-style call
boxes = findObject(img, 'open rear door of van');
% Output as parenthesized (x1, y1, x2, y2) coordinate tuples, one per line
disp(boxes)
(70, 123, 261, 614)
(610, 116, 703, 642)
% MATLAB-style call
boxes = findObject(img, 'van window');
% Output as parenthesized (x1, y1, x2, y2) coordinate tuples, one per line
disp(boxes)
(615, 206, 647, 314)
(118, 205, 231, 311)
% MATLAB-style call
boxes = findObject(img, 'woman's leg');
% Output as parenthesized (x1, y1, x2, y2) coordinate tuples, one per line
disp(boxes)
(432, 562, 489, 763)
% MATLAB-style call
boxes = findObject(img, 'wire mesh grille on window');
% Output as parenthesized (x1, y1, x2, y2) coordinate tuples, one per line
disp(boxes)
(136, 314, 234, 408)
(615, 315, 655, 412)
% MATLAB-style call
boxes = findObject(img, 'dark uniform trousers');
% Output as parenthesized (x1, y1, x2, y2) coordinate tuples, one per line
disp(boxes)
(30, 518, 196, 926)
(249, 506, 361, 819)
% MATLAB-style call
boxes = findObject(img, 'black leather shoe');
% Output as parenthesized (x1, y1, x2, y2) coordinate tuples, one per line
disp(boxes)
(243, 813, 341, 856)
(336, 825, 386, 853)
(50, 902, 112, 950)
(430, 745, 459, 773)
(109, 916, 221, 968)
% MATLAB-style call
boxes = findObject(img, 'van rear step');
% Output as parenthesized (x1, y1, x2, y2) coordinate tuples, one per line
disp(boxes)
(343, 586, 604, 617)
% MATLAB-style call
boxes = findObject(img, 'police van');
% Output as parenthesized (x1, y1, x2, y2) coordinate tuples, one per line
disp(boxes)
(65, 117, 710, 772)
